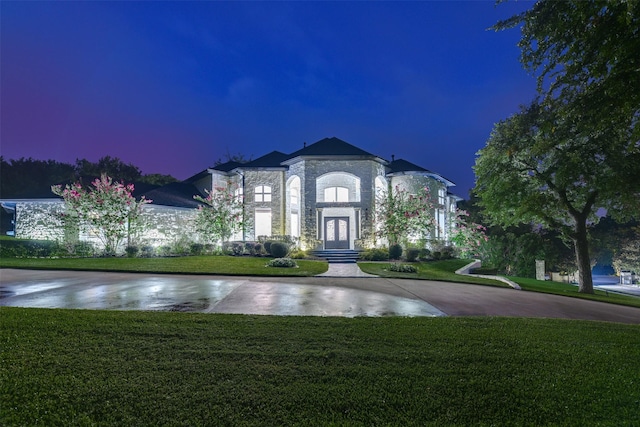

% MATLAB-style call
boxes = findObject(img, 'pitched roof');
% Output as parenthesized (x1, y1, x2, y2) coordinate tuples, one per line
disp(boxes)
(386, 158, 431, 174)
(142, 182, 206, 208)
(387, 158, 456, 186)
(211, 160, 245, 173)
(283, 137, 382, 163)
(242, 151, 289, 169)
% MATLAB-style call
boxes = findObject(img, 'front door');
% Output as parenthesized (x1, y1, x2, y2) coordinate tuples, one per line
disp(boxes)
(324, 217, 349, 249)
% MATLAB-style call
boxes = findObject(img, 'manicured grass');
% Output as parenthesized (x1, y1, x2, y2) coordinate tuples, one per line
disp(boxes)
(511, 276, 640, 309)
(358, 259, 509, 287)
(1, 308, 639, 426)
(0, 255, 328, 276)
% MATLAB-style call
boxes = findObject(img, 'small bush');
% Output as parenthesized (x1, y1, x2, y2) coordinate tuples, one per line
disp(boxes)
(125, 245, 139, 258)
(190, 243, 204, 256)
(231, 242, 244, 256)
(289, 249, 307, 259)
(360, 248, 389, 261)
(419, 248, 431, 260)
(406, 248, 420, 262)
(245, 242, 256, 256)
(266, 257, 298, 268)
(389, 244, 403, 260)
(388, 263, 418, 273)
(440, 245, 456, 260)
(270, 242, 289, 258)
(159, 245, 172, 257)
(141, 245, 155, 257)
(253, 243, 263, 256)
(264, 241, 274, 255)
(432, 251, 442, 260)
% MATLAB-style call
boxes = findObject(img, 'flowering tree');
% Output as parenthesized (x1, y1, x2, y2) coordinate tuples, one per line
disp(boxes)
(193, 187, 245, 248)
(449, 209, 488, 259)
(52, 174, 151, 255)
(375, 185, 435, 247)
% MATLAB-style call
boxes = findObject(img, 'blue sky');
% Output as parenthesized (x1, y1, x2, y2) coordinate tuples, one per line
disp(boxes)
(1, 1, 537, 196)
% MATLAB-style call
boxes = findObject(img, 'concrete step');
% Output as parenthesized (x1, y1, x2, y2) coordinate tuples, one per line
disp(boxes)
(313, 250, 360, 264)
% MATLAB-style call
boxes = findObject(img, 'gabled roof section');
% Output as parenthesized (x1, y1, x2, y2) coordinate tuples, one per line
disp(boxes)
(387, 158, 456, 187)
(142, 182, 206, 209)
(211, 161, 245, 173)
(282, 137, 386, 165)
(241, 151, 289, 169)
(387, 159, 431, 174)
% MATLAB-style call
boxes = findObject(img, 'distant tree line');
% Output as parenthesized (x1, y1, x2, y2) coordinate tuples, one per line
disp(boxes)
(0, 156, 177, 199)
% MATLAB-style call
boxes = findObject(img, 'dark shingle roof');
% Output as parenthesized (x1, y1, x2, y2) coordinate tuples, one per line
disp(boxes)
(284, 137, 380, 160)
(387, 159, 431, 174)
(142, 182, 206, 208)
(242, 151, 289, 168)
(211, 161, 245, 173)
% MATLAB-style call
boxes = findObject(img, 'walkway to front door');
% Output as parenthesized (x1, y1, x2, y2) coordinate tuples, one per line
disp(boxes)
(324, 216, 349, 249)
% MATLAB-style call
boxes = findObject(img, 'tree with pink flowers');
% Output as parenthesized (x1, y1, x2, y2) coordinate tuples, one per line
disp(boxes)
(193, 187, 246, 248)
(449, 209, 488, 259)
(52, 174, 151, 255)
(375, 185, 435, 247)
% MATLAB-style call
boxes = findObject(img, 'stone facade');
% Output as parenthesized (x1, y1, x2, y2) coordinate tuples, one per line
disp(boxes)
(2, 137, 461, 252)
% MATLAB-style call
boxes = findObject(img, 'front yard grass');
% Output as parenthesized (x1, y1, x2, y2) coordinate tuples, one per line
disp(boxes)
(358, 259, 509, 287)
(2, 308, 639, 426)
(510, 276, 640, 309)
(0, 255, 328, 277)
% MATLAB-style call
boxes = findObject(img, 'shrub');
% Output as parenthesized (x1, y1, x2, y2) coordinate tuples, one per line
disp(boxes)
(419, 248, 431, 260)
(389, 263, 418, 273)
(289, 249, 307, 259)
(360, 248, 389, 261)
(141, 245, 155, 257)
(440, 245, 456, 260)
(125, 245, 139, 258)
(159, 245, 172, 257)
(254, 243, 263, 256)
(266, 257, 298, 268)
(406, 248, 420, 262)
(432, 251, 442, 260)
(270, 242, 289, 258)
(190, 243, 204, 256)
(264, 241, 274, 255)
(231, 242, 244, 256)
(245, 242, 256, 256)
(389, 244, 403, 260)
(0, 238, 58, 258)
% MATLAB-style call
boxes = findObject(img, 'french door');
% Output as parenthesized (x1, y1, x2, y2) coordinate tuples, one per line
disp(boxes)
(324, 217, 349, 249)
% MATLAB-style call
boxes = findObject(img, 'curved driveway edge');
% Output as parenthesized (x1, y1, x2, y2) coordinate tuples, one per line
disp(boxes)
(1, 269, 639, 324)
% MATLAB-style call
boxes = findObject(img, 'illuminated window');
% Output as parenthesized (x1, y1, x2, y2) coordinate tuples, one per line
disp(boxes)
(324, 186, 349, 202)
(255, 185, 271, 202)
(234, 187, 243, 201)
(255, 209, 271, 238)
(291, 213, 299, 238)
(291, 188, 299, 207)
(438, 188, 446, 205)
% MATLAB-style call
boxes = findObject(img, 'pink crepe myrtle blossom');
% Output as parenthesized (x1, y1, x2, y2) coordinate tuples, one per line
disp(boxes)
(52, 174, 151, 255)
(449, 209, 488, 258)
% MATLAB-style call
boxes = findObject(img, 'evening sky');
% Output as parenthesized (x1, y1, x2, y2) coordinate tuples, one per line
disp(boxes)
(1, 1, 537, 197)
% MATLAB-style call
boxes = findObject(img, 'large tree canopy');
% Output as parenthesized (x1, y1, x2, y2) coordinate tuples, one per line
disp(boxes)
(476, 0, 640, 293)
(495, 0, 640, 142)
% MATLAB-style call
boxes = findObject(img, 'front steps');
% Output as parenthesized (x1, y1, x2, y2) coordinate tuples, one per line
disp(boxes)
(313, 249, 360, 264)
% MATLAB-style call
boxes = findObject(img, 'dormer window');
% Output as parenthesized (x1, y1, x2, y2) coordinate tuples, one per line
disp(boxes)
(255, 185, 272, 202)
(324, 186, 349, 202)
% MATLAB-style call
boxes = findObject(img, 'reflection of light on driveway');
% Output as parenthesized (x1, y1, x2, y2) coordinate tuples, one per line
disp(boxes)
(1, 273, 445, 317)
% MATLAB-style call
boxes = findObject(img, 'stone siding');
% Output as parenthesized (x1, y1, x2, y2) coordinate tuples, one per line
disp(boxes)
(242, 170, 285, 239)
(14, 200, 65, 241)
(140, 205, 198, 247)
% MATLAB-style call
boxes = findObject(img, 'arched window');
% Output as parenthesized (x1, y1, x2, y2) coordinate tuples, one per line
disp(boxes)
(324, 186, 349, 202)
(255, 185, 271, 202)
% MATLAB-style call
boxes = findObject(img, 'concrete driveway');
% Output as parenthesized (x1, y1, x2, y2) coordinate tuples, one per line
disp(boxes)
(1, 269, 639, 324)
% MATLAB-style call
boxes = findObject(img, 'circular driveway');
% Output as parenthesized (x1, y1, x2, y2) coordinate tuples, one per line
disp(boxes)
(1, 269, 639, 324)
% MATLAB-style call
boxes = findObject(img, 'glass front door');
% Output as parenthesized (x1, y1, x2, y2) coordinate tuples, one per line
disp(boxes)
(324, 217, 349, 249)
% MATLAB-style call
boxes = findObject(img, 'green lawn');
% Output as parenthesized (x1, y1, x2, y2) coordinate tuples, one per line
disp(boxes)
(0, 255, 328, 277)
(510, 276, 640, 309)
(1, 308, 639, 426)
(358, 259, 508, 287)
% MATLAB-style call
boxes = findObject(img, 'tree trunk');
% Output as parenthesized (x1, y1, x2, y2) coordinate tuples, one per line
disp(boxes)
(573, 219, 594, 294)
